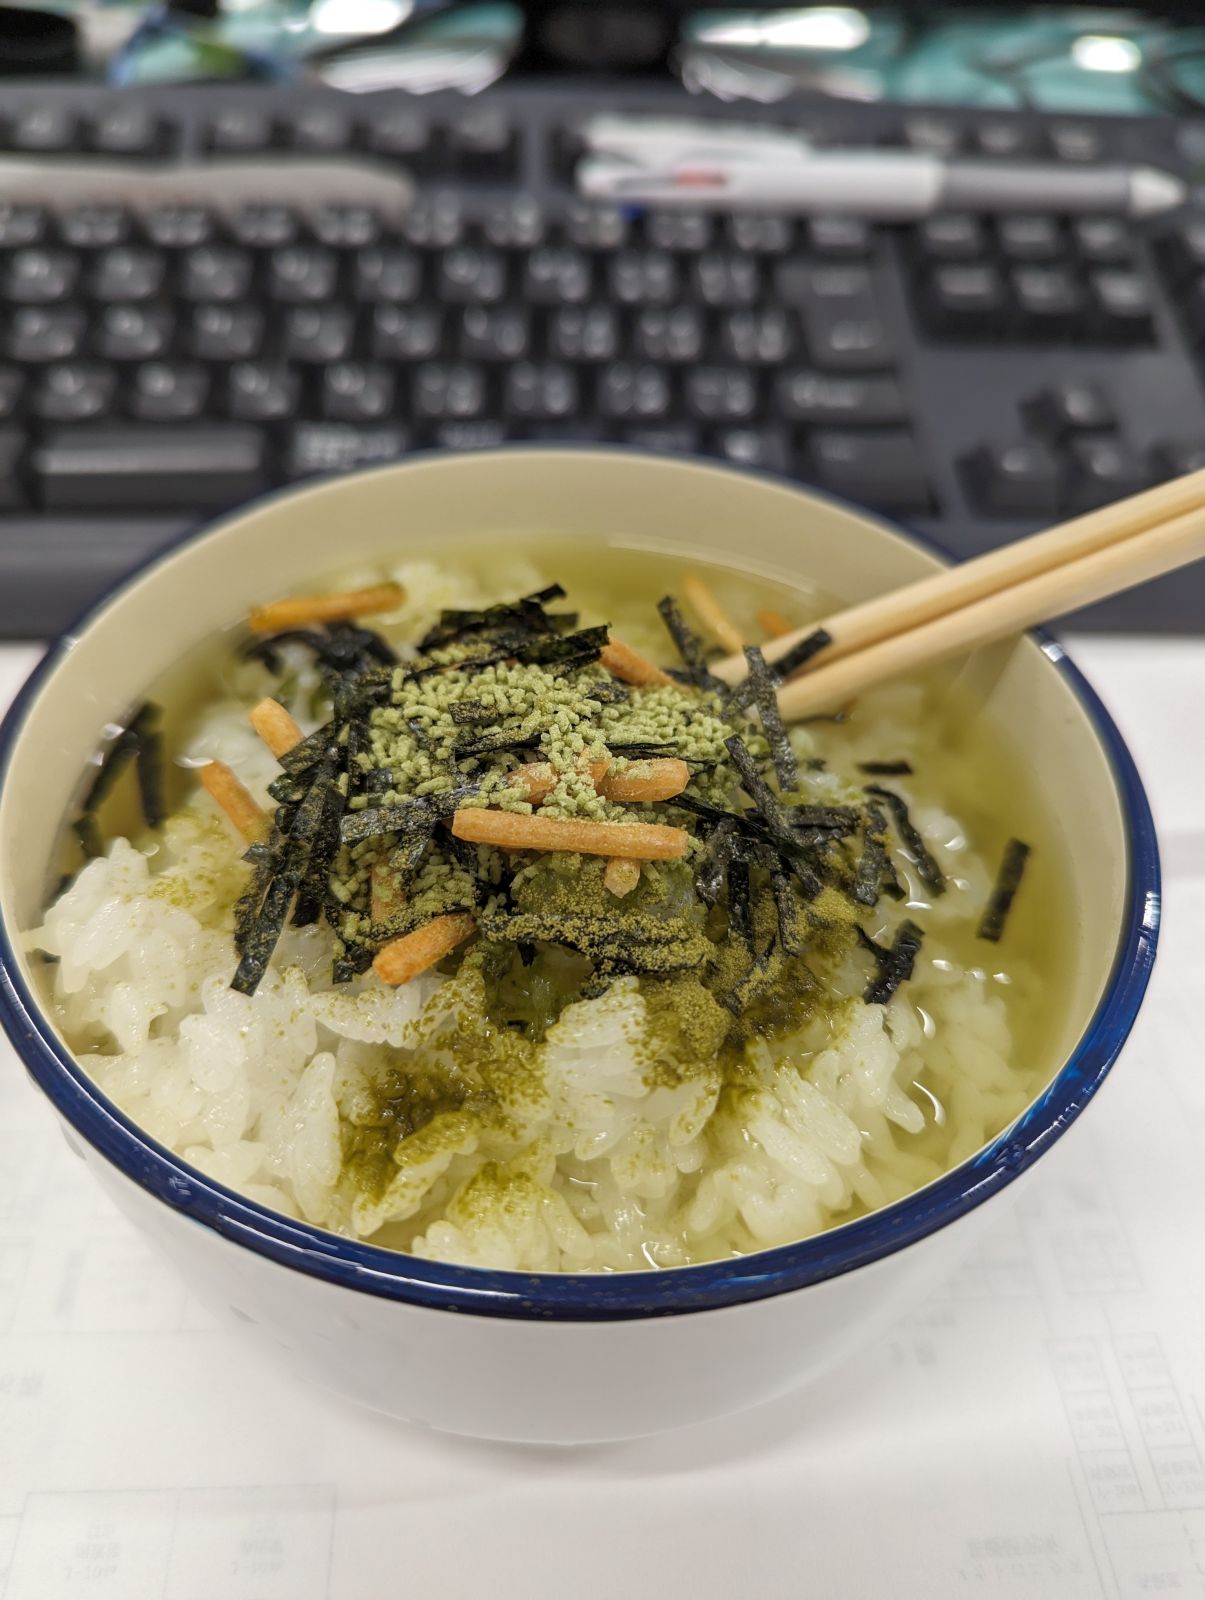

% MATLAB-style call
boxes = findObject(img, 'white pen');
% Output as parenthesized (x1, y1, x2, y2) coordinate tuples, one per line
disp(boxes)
(577, 148, 1186, 219)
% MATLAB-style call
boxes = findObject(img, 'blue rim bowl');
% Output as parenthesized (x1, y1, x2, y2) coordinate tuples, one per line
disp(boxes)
(0, 454, 1161, 1322)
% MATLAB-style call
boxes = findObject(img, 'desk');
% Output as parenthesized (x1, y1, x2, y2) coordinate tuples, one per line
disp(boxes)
(0, 635, 1201, 1600)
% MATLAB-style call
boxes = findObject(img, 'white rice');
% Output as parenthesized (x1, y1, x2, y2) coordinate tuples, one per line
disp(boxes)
(27, 559, 1040, 1272)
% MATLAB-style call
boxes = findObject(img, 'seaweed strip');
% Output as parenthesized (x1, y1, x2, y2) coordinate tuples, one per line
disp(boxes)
(133, 712, 165, 830)
(858, 919, 924, 1005)
(657, 596, 724, 693)
(741, 646, 798, 790)
(857, 759, 913, 776)
(455, 730, 541, 759)
(231, 873, 295, 995)
(696, 816, 738, 905)
(449, 700, 489, 726)
(770, 868, 805, 955)
(278, 721, 337, 776)
(605, 740, 684, 759)
(977, 838, 1031, 942)
(853, 832, 890, 908)
(341, 800, 435, 844)
(518, 624, 610, 668)
(726, 856, 753, 946)
(73, 813, 102, 860)
(332, 945, 376, 984)
(864, 785, 946, 897)
(773, 627, 833, 680)
(586, 681, 629, 705)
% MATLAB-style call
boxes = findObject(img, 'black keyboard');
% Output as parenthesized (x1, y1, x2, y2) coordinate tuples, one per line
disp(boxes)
(3, 80, 1205, 636)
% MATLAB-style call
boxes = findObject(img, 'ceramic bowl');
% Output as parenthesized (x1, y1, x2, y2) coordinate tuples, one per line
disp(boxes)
(0, 450, 1159, 1443)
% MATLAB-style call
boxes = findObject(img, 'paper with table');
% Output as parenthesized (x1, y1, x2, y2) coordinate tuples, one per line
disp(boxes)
(0, 637, 1201, 1600)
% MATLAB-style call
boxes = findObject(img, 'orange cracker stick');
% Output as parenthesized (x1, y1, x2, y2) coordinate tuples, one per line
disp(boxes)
(373, 912, 477, 985)
(248, 581, 405, 635)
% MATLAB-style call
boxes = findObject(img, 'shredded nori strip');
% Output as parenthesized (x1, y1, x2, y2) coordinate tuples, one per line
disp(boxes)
(454, 731, 541, 759)
(770, 867, 805, 955)
(864, 784, 946, 897)
(977, 838, 1031, 942)
(739, 645, 798, 790)
(231, 872, 296, 995)
(341, 800, 436, 845)
(657, 596, 724, 693)
(857, 759, 913, 776)
(517, 624, 610, 669)
(858, 919, 924, 1005)
(278, 721, 337, 776)
(449, 700, 489, 726)
(772, 627, 834, 680)
(418, 587, 572, 650)
(586, 681, 629, 705)
(73, 701, 164, 854)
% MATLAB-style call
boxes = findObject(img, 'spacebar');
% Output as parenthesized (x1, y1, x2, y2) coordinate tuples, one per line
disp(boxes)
(36, 426, 270, 511)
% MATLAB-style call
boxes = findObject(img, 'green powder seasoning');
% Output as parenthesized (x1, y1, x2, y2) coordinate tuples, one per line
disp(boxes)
(219, 580, 942, 1165)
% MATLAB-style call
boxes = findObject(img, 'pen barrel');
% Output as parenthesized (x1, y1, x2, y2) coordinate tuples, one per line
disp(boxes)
(941, 162, 1131, 214)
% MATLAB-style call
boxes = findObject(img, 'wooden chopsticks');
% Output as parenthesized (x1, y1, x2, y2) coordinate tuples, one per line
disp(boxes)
(710, 467, 1205, 721)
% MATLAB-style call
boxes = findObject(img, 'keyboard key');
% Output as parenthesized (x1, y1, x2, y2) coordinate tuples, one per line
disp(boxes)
(997, 214, 1062, 260)
(33, 363, 116, 423)
(460, 306, 530, 361)
(58, 206, 129, 249)
(725, 213, 793, 254)
(6, 249, 78, 305)
(720, 309, 795, 365)
(180, 246, 253, 303)
(804, 430, 932, 513)
(621, 425, 701, 454)
(354, 246, 422, 303)
(505, 361, 578, 421)
(645, 211, 712, 252)
(484, 198, 547, 249)
(692, 252, 761, 308)
(189, 305, 264, 361)
(322, 362, 395, 422)
(226, 362, 300, 423)
(207, 105, 275, 153)
(916, 213, 986, 261)
(1074, 216, 1132, 264)
(128, 362, 210, 422)
(286, 422, 408, 479)
(685, 366, 758, 422)
(547, 305, 617, 362)
(904, 115, 962, 154)
(0, 431, 29, 507)
(923, 262, 1007, 333)
(268, 246, 339, 303)
(0, 204, 45, 247)
(366, 107, 432, 160)
(962, 441, 1062, 516)
(96, 304, 174, 361)
(632, 307, 704, 364)
(1024, 381, 1115, 438)
(563, 204, 627, 250)
(89, 246, 165, 303)
(609, 250, 678, 306)
(432, 422, 511, 450)
(311, 205, 380, 248)
(437, 245, 508, 304)
(974, 119, 1034, 157)
(230, 205, 297, 249)
(289, 106, 351, 154)
(1090, 270, 1154, 340)
(1068, 435, 1139, 508)
(777, 370, 905, 425)
(12, 106, 77, 153)
(89, 105, 163, 158)
(1012, 265, 1083, 328)
(525, 246, 592, 305)
(413, 363, 487, 420)
(7, 307, 85, 363)
(782, 265, 894, 370)
(1151, 440, 1205, 479)
(598, 363, 672, 421)
(371, 305, 442, 360)
(143, 206, 214, 249)
(807, 216, 872, 257)
(1048, 121, 1103, 162)
(712, 426, 791, 473)
(0, 368, 24, 419)
(281, 306, 355, 363)
(1066, 436, 1147, 509)
(398, 194, 463, 248)
(37, 425, 268, 509)
(446, 106, 516, 177)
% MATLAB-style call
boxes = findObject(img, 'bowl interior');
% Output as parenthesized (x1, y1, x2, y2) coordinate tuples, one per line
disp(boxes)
(0, 449, 1140, 1308)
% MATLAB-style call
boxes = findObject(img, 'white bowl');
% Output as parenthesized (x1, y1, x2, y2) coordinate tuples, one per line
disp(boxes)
(0, 450, 1159, 1442)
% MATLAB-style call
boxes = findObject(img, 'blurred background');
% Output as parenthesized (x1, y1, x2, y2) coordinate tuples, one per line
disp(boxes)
(3, 1, 1205, 634)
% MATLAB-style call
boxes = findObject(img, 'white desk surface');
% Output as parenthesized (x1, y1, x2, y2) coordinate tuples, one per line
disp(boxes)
(0, 635, 1202, 1600)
